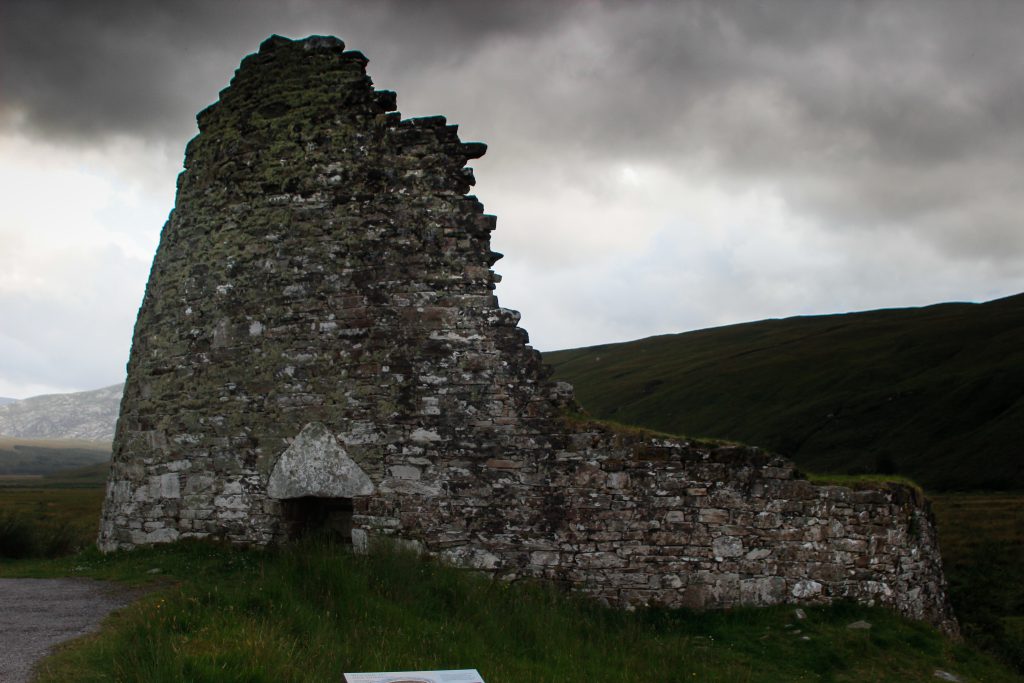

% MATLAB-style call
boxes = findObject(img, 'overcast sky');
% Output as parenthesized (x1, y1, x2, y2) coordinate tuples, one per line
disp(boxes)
(1, 0, 1022, 398)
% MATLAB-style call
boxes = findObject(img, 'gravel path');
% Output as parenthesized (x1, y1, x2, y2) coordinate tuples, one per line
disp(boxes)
(0, 578, 139, 683)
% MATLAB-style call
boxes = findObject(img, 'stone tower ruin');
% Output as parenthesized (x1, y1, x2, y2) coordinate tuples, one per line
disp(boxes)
(100, 35, 956, 634)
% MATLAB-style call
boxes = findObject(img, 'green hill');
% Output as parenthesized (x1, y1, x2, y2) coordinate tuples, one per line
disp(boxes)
(544, 293, 1024, 491)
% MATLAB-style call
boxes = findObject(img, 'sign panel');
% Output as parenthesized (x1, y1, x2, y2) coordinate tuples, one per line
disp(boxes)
(343, 670, 484, 683)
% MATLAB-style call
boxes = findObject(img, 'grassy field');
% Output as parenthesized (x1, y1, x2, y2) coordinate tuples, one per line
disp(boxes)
(0, 467, 107, 559)
(0, 436, 110, 476)
(544, 293, 1024, 491)
(1, 483, 1022, 681)
(932, 493, 1024, 671)
(4, 540, 1019, 683)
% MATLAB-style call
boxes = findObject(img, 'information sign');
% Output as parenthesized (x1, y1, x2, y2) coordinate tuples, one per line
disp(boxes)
(343, 669, 484, 683)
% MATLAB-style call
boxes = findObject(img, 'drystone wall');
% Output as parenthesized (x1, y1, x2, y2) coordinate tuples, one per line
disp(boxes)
(507, 430, 949, 626)
(99, 35, 956, 635)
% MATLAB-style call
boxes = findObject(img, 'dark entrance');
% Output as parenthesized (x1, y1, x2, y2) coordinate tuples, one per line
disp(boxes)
(281, 497, 353, 543)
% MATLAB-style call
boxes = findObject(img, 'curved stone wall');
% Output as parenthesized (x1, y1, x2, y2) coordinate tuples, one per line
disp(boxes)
(99, 35, 956, 635)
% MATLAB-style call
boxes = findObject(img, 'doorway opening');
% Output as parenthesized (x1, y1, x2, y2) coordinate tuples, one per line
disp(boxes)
(281, 496, 354, 543)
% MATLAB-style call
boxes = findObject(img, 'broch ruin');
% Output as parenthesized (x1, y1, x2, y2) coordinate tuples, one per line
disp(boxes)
(99, 35, 957, 634)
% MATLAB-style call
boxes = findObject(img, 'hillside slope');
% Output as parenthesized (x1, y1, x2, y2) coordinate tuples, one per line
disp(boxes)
(0, 384, 122, 441)
(545, 294, 1024, 491)
(0, 436, 111, 476)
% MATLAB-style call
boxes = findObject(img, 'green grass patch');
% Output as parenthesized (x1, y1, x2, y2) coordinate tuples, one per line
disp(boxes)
(933, 492, 1024, 672)
(2, 540, 1017, 683)
(803, 472, 924, 495)
(0, 486, 104, 559)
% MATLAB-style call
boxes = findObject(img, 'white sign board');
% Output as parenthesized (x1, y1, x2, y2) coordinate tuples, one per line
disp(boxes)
(344, 670, 484, 683)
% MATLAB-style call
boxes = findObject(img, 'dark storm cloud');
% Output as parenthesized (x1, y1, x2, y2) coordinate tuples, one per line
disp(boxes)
(0, 0, 577, 142)
(2, 0, 1021, 280)
(6, 0, 1022, 164)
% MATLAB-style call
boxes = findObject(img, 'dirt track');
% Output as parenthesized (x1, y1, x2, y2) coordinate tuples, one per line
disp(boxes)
(0, 578, 137, 682)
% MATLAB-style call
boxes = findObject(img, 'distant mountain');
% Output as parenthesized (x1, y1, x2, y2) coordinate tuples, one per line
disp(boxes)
(0, 397, 16, 406)
(545, 294, 1024, 491)
(0, 384, 123, 442)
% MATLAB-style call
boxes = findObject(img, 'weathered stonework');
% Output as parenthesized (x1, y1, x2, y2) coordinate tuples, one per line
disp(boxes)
(99, 35, 957, 634)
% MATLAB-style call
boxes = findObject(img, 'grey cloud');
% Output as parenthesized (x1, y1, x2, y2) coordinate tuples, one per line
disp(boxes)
(508, 1, 1024, 267)
(0, 0, 577, 142)
(10, 0, 1023, 175)
(0, 243, 147, 391)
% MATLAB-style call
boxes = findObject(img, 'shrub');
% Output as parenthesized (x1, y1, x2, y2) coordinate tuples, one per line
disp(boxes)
(0, 510, 90, 559)
(0, 511, 37, 558)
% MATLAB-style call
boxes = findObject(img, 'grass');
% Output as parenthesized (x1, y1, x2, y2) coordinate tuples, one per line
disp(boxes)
(932, 493, 1024, 672)
(544, 292, 1024, 492)
(804, 472, 925, 495)
(558, 411, 745, 447)
(2, 539, 1018, 683)
(0, 485, 104, 559)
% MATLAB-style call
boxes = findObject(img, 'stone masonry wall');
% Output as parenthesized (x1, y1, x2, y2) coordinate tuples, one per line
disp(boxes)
(353, 421, 954, 633)
(99, 35, 956, 635)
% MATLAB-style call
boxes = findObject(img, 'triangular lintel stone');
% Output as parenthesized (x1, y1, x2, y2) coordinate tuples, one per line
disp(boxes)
(267, 422, 374, 499)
